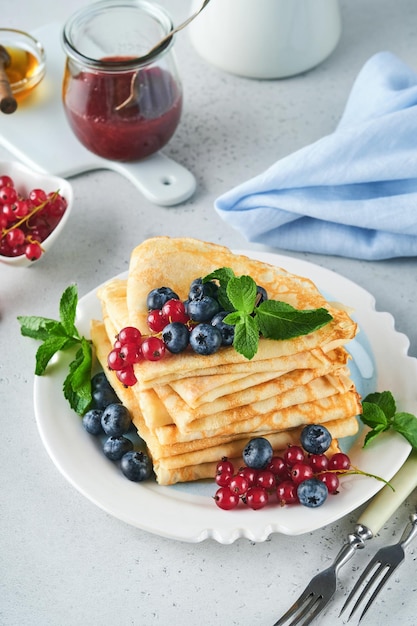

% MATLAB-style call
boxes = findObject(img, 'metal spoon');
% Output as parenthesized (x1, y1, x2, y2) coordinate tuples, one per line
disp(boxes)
(115, 0, 211, 111)
(147, 0, 211, 58)
(0, 45, 18, 114)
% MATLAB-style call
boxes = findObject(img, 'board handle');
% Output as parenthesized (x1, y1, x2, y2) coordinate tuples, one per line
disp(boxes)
(112, 153, 196, 206)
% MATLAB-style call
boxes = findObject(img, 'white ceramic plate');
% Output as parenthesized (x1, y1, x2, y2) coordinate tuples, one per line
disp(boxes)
(33, 251, 417, 543)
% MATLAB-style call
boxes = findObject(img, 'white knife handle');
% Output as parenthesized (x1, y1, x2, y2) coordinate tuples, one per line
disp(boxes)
(357, 451, 417, 535)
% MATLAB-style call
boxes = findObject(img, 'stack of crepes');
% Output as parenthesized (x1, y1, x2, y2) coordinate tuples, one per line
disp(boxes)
(91, 237, 362, 485)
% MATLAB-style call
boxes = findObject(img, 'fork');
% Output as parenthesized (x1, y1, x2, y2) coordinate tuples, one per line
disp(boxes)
(272, 451, 417, 626)
(339, 509, 417, 623)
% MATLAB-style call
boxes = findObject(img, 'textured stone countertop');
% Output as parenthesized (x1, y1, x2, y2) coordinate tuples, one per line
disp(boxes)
(1, 1, 416, 625)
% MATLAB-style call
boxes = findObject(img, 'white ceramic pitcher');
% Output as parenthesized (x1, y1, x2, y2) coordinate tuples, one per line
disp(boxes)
(188, 0, 342, 79)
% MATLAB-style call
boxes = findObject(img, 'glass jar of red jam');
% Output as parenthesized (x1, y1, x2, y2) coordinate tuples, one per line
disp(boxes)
(61, 0, 183, 162)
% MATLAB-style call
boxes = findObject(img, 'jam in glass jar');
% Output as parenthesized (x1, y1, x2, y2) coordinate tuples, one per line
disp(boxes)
(61, 0, 183, 161)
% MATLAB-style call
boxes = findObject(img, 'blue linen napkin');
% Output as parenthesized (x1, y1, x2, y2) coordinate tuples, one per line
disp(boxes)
(215, 52, 417, 260)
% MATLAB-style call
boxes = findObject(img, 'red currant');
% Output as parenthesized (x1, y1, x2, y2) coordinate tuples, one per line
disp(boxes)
(244, 486, 269, 510)
(318, 472, 340, 494)
(161, 299, 190, 324)
(13, 200, 29, 218)
(117, 326, 142, 345)
(0, 174, 13, 188)
(237, 466, 258, 487)
(0, 185, 17, 204)
(215, 472, 232, 487)
(328, 453, 351, 472)
(214, 487, 240, 510)
(1, 204, 17, 223)
(107, 348, 125, 371)
(119, 341, 142, 365)
(276, 480, 299, 506)
(25, 242, 42, 261)
(141, 336, 166, 361)
(29, 188, 47, 205)
(216, 458, 234, 475)
(256, 470, 276, 490)
(291, 463, 314, 485)
(46, 192, 67, 217)
(6, 227, 25, 247)
(147, 309, 169, 333)
(308, 454, 329, 473)
(116, 366, 137, 387)
(267, 456, 290, 480)
(284, 445, 305, 467)
(228, 474, 249, 496)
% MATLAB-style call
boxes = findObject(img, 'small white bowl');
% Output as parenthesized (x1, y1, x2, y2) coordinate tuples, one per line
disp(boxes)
(0, 161, 73, 267)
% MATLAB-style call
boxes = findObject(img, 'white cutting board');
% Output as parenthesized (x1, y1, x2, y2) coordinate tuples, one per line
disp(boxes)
(0, 23, 196, 206)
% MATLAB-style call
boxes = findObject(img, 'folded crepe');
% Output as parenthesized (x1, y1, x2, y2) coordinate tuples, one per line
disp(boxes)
(91, 237, 361, 485)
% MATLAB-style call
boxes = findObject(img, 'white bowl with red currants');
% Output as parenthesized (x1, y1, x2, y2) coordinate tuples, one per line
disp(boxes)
(0, 161, 73, 267)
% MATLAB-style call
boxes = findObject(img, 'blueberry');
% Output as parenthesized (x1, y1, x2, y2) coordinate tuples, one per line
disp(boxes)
(162, 322, 189, 353)
(103, 436, 133, 461)
(188, 278, 218, 301)
(82, 408, 104, 435)
(256, 285, 268, 304)
(92, 385, 120, 410)
(297, 478, 328, 508)
(101, 403, 132, 436)
(120, 451, 153, 482)
(300, 424, 332, 455)
(243, 437, 273, 469)
(146, 287, 179, 310)
(211, 311, 235, 346)
(187, 295, 220, 322)
(91, 371, 110, 390)
(189, 323, 222, 355)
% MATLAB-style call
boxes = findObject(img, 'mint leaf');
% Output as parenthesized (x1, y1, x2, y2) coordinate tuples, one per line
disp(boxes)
(233, 314, 259, 360)
(363, 424, 388, 447)
(35, 336, 77, 375)
(360, 402, 389, 430)
(363, 390, 396, 419)
(203, 267, 236, 311)
(201, 266, 333, 360)
(18, 285, 93, 415)
(227, 275, 257, 313)
(59, 284, 80, 338)
(360, 391, 417, 451)
(203, 267, 235, 285)
(256, 300, 333, 340)
(17, 316, 67, 341)
(63, 339, 93, 415)
(392, 412, 417, 449)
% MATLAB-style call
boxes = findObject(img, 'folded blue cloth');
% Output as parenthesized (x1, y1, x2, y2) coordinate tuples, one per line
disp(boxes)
(215, 52, 417, 260)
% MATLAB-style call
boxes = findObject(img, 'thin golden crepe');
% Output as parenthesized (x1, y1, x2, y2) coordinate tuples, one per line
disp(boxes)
(91, 320, 358, 485)
(92, 237, 361, 485)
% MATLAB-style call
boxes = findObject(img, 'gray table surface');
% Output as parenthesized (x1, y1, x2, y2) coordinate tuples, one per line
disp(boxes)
(1, 1, 417, 625)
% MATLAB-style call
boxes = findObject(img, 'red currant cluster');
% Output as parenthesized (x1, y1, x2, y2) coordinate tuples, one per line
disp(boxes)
(214, 446, 351, 511)
(107, 325, 159, 387)
(147, 297, 190, 332)
(107, 300, 193, 387)
(0, 174, 68, 261)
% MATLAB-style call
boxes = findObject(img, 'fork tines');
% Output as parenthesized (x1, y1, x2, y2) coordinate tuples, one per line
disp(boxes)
(339, 551, 402, 623)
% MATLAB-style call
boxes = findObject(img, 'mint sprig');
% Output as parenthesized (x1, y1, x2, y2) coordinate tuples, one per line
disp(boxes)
(203, 268, 333, 360)
(361, 391, 417, 450)
(17, 284, 92, 415)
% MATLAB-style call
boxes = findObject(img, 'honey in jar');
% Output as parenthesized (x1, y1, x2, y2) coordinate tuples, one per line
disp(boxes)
(4, 46, 40, 100)
(0, 29, 46, 104)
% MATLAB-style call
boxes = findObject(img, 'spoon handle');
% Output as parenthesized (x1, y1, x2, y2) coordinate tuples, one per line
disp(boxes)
(147, 0, 211, 56)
